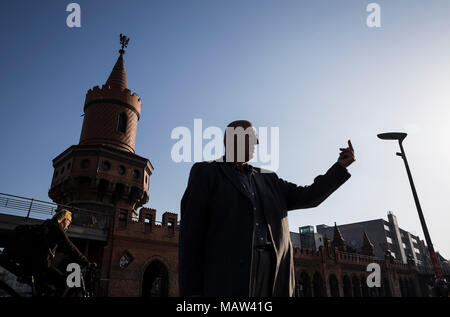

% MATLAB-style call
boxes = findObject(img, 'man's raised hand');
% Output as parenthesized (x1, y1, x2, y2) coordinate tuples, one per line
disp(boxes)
(338, 140, 355, 168)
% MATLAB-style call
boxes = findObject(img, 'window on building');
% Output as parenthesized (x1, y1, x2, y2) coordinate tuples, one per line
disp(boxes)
(117, 113, 127, 133)
(414, 248, 420, 254)
(402, 243, 407, 249)
(102, 160, 111, 171)
(386, 237, 393, 244)
(81, 159, 90, 169)
(384, 224, 390, 231)
(144, 215, 153, 233)
(299, 226, 314, 234)
(167, 218, 175, 235)
(118, 165, 126, 175)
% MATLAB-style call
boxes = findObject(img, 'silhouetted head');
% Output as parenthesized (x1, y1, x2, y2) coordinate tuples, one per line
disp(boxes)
(52, 208, 72, 232)
(223, 120, 259, 163)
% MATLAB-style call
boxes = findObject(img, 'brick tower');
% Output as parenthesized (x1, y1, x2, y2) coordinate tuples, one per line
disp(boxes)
(48, 35, 154, 295)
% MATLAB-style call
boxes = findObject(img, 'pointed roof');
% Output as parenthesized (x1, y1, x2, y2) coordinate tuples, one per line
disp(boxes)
(362, 231, 375, 256)
(333, 222, 346, 244)
(105, 52, 128, 90)
(363, 231, 374, 248)
(332, 222, 347, 251)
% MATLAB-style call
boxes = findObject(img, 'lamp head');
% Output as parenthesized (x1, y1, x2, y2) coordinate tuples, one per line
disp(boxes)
(377, 132, 407, 142)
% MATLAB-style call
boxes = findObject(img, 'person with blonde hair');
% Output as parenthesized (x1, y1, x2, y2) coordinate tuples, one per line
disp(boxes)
(4, 207, 95, 296)
(52, 208, 73, 232)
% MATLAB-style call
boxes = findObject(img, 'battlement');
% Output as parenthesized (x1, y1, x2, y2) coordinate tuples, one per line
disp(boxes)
(139, 207, 156, 224)
(84, 84, 142, 113)
(114, 207, 179, 241)
(293, 247, 321, 257)
(162, 211, 178, 227)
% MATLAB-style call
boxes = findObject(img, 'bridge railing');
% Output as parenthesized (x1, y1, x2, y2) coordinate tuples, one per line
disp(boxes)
(0, 193, 109, 231)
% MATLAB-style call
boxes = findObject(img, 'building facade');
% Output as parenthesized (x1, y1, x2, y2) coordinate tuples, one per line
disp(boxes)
(291, 226, 324, 251)
(316, 212, 430, 265)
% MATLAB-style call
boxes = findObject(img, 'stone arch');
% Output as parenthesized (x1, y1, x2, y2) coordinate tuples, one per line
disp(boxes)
(408, 278, 416, 297)
(294, 278, 301, 297)
(383, 277, 392, 297)
(342, 274, 352, 297)
(361, 275, 369, 297)
(352, 275, 361, 297)
(404, 278, 410, 297)
(403, 278, 415, 297)
(399, 278, 406, 297)
(328, 273, 340, 297)
(312, 272, 326, 297)
(299, 271, 312, 297)
(140, 256, 171, 297)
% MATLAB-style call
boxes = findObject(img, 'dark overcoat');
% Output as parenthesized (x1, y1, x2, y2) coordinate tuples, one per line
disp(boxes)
(179, 159, 351, 297)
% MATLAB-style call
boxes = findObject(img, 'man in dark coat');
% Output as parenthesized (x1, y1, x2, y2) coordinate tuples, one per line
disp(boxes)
(179, 120, 354, 297)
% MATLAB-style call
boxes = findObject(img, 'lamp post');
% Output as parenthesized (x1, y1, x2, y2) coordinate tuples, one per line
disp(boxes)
(377, 132, 442, 279)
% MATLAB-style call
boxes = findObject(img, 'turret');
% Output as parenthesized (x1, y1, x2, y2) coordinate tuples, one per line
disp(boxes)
(361, 231, 375, 256)
(332, 222, 347, 252)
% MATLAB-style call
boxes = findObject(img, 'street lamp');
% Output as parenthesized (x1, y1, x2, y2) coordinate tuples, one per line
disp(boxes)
(377, 132, 442, 279)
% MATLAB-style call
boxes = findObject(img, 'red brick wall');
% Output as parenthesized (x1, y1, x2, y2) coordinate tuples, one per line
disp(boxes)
(79, 85, 141, 153)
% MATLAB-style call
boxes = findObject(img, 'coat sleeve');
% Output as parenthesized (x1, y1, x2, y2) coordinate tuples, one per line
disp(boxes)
(52, 222, 89, 266)
(179, 162, 211, 297)
(275, 162, 351, 210)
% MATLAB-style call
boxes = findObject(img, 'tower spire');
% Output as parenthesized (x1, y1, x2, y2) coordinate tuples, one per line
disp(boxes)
(80, 34, 142, 153)
(105, 34, 130, 90)
(361, 231, 375, 256)
(332, 222, 347, 252)
(119, 33, 130, 55)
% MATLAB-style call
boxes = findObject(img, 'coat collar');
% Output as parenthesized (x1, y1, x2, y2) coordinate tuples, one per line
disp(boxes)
(215, 156, 267, 203)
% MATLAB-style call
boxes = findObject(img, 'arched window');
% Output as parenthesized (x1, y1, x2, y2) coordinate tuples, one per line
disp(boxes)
(384, 278, 392, 297)
(352, 275, 361, 297)
(361, 275, 370, 297)
(328, 274, 340, 297)
(142, 260, 169, 297)
(342, 275, 352, 297)
(299, 272, 312, 297)
(117, 112, 127, 133)
(313, 272, 325, 297)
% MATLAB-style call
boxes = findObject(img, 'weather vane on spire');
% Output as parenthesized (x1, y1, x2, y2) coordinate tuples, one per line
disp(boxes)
(119, 33, 130, 55)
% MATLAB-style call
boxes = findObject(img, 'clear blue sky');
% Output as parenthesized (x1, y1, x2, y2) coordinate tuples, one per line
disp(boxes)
(1, 0, 449, 258)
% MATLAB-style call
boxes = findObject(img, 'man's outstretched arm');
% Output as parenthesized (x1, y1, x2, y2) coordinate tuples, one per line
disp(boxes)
(179, 162, 210, 297)
(277, 140, 355, 210)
